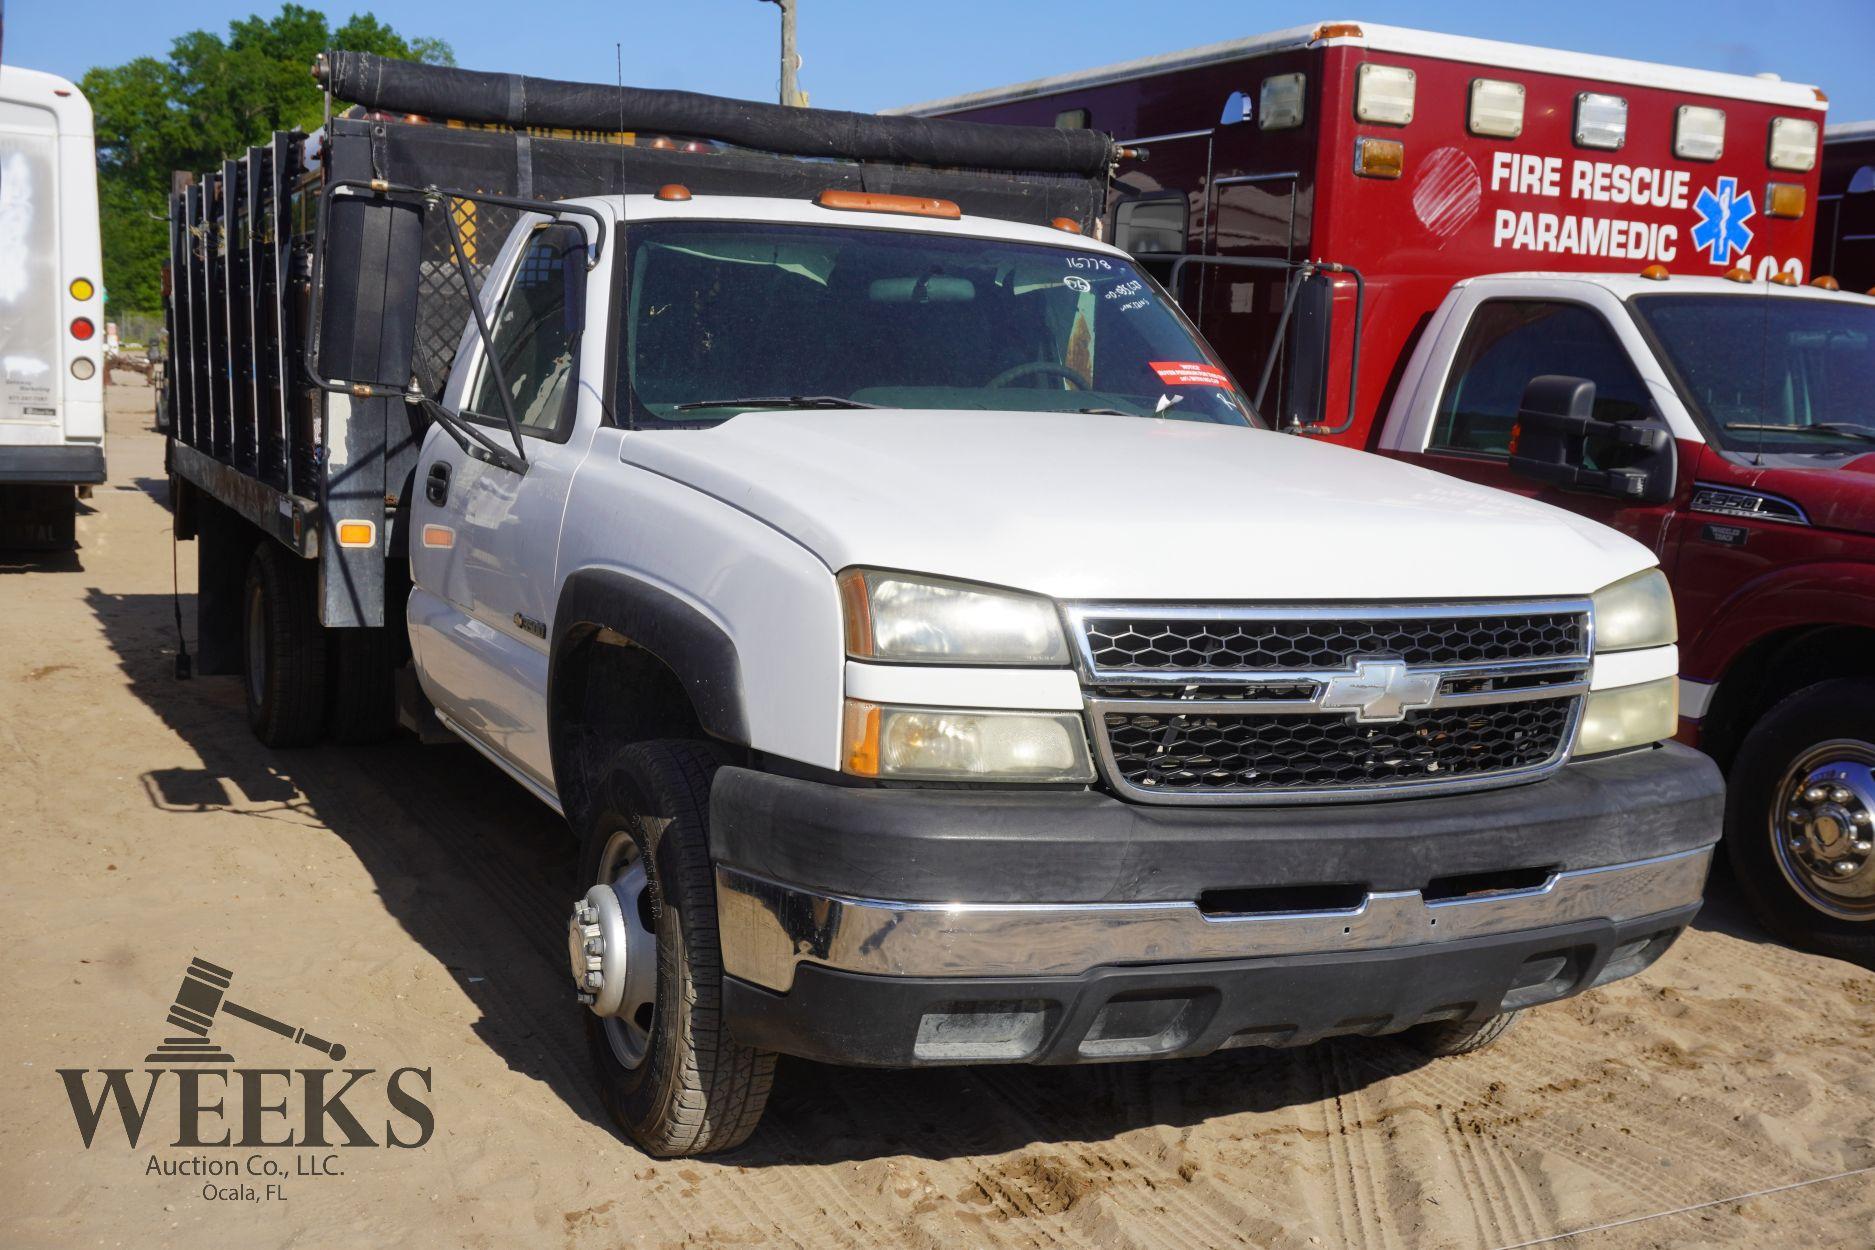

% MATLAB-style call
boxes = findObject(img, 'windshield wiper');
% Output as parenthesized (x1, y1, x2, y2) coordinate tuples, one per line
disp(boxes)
(673, 394, 880, 413)
(1725, 421, 1875, 443)
(1073, 407, 1136, 417)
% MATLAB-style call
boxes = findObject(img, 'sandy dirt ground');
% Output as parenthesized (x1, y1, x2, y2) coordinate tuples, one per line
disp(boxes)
(1, 382, 1873, 1250)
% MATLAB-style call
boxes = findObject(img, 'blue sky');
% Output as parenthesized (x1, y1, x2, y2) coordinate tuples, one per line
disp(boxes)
(8, 1, 1874, 122)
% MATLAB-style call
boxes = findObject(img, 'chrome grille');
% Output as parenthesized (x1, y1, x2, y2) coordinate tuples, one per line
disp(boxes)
(1068, 601, 1590, 805)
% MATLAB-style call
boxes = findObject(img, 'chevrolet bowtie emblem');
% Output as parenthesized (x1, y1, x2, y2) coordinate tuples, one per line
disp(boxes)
(1319, 659, 1440, 723)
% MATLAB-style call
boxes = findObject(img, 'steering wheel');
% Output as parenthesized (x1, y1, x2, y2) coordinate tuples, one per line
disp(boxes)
(987, 360, 1092, 391)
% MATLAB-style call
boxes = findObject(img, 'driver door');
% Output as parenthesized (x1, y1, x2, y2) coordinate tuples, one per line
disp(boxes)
(410, 219, 601, 794)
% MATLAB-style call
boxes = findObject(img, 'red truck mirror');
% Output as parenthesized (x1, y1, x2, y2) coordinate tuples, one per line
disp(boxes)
(1507, 374, 1676, 505)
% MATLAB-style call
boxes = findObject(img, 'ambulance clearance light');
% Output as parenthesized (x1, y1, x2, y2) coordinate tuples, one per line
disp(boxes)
(655, 184, 692, 201)
(1574, 92, 1628, 151)
(1769, 271, 1798, 287)
(1050, 217, 1083, 234)
(1259, 73, 1305, 131)
(1811, 275, 1841, 291)
(1765, 182, 1806, 219)
(1313, 21, 1364, 40)
(1639, 264, 1670, 281)
(1723, 268, 1752, 283)
(1353, 137, 1404, 180)
(1468, 79, 1525, 139)
(1354, 63, 1415, 126)
(1768, 117, 1820, 172)
(1674, 106, 1725, 161)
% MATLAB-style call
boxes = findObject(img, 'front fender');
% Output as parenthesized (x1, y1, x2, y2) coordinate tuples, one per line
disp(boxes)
(1685, 561, 1875, 680)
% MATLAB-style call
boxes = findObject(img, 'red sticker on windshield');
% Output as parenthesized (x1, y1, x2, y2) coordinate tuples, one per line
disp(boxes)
(1150, 361, 1233, 389)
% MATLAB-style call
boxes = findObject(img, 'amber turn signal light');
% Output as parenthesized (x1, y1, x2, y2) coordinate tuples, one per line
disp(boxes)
(1353, 137, 1403, 179)
(335, 520, 378, 548)
(69, 277, 94, 301)
(816, 190, 961, 219)
(1764, 182, 1806, 219)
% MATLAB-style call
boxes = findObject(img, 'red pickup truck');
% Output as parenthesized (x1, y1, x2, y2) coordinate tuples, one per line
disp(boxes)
(902, 20, 1875, 962)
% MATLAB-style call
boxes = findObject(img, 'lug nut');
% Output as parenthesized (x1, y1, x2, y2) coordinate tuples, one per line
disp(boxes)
(1789, 837, 1808, 852)
(1856, 840, 1874, 854)
(1834, 860, 1859, 876)
(576, 991, 595, 1004)
(1804, 785, 1828, 804)
(585, 938, 603, 956)
(1854, 810, 1872, 828)
(1830, 787, 1853, 805)
(583, 970, 604, 989)
(1787, 809, 1807, 826)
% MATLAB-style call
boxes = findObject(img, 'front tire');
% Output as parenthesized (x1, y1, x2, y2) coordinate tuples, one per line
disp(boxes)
(1726, 680, 1875, 964)
(571, 740, 775, 1157)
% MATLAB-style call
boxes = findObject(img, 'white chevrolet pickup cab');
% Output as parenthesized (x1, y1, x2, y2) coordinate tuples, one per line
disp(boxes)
(394, 190, 1720, 1155)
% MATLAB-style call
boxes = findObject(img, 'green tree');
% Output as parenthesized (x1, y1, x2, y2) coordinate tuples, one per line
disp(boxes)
(81, 6, 453, 316)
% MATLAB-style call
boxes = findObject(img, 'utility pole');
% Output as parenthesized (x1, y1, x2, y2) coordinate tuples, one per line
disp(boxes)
(759, 0, 806, 107)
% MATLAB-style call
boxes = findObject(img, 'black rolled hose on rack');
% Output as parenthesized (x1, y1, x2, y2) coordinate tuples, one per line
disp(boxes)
(315, 50, 1118, 179)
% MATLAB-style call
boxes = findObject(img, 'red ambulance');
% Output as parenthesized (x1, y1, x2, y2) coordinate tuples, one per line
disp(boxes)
(900, 22, 1875, 962)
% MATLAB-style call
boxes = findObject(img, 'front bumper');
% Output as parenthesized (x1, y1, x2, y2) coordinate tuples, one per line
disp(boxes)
(709, 742, 1721, 1065)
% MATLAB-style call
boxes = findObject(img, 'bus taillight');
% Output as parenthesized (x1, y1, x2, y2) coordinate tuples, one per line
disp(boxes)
(69, 317, 95, 340)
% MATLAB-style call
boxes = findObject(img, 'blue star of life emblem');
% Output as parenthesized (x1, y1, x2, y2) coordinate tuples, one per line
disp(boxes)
(1691, 176, 1755, 266)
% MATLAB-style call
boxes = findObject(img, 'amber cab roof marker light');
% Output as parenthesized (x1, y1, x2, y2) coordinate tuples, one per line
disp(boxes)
(1051, 217, 1083, 234)
(655, 184, 692, 201)
(1314, 21, 1364, 40)
(1639, 264, 1670, 281)
(1722, 267, 1752, 283)
(815, 190, 961, 220)
(1769, 271, 1798, 286)
(1811, 275, 1841, 291)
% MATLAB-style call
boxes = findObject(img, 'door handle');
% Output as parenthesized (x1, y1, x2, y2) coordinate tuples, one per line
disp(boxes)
(425, 461, 450, 505)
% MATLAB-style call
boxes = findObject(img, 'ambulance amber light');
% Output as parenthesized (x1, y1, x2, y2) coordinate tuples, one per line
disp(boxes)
(1639, 264, 1670, 281)
(656, 184, 692, 201)
(1314, 21, 1363, 40)
(1723, 268, 1752, 283)
(1051, 217, 1083, 234)
(1353, 137, 1403, 179)
(1765, 182, 1806, 219)
(1811, 275, 1841, 291)
(816, 190, 961, 219)
(1769, 271, 1798, 287)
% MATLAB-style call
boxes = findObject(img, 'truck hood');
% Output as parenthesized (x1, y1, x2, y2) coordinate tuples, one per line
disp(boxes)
(618, 411, 1654, 600)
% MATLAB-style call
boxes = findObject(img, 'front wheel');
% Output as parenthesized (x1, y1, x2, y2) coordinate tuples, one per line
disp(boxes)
(1726, 680, 1875, 964)
(1401, 1010, 1521, 1057)
(568, 740, 775, 1157)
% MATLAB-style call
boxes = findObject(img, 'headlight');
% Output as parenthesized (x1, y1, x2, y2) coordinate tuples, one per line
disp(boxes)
(843, 700, 1095, 782)
(1574, 677, 1678, 757)
(839, 569, 1069, 665)
(1592, 569, 1676, 652)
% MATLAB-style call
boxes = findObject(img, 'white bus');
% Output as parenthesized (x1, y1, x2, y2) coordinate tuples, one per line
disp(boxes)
(0, 65, 103, 549)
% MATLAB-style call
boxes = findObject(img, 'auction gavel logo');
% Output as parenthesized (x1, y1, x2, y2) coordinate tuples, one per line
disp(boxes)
(146, 957, 346, 1064)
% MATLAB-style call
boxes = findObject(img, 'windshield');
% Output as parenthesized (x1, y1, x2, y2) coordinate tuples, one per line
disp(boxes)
(622, 221, 1255, 428)
(1631, 294, 1875, 456)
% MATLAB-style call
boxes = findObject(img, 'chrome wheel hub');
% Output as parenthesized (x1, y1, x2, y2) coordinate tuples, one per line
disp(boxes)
(567, 833, 659, 1066)
(1773, 741, 1875, 922)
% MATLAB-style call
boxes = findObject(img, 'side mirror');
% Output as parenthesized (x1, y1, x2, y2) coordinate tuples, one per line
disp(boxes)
(1507, 375, 1676, 505)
